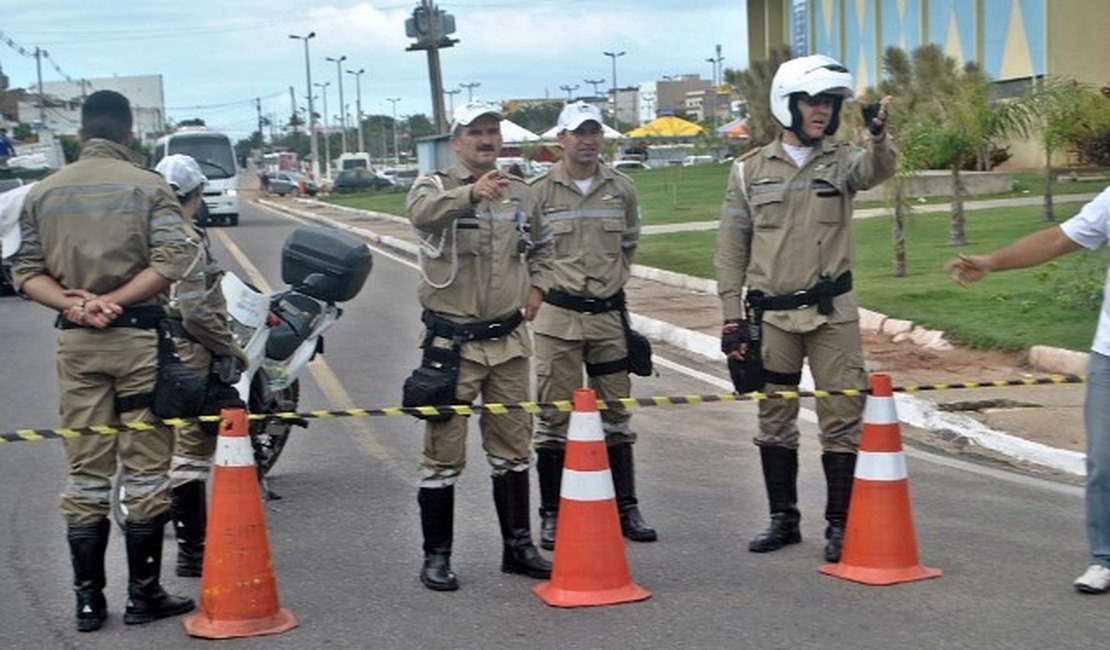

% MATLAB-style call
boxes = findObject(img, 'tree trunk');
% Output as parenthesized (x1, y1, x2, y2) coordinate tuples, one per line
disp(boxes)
(892, 185, 907, 277)
(948, 165, 966, 247)
(1043, 143, 1055, 222)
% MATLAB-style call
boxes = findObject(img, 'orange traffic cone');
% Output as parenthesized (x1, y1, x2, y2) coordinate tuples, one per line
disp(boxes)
(533, 389, 651, 607)
(183, 408, 298, 638)
(819, 374, 942, 585)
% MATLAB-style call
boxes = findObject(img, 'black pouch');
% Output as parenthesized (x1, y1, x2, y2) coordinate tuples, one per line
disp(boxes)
(151, 321, 208, 419)
(619, 310, 653, 377)
(728, 303, 766, 393)
(403, 343, 461, 422)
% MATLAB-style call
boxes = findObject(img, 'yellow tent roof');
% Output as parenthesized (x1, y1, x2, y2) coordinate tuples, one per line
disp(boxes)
(625, 115, 705, 138)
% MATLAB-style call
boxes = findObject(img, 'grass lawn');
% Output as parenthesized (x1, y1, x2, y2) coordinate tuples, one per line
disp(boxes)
(636, 201, 1105, 352)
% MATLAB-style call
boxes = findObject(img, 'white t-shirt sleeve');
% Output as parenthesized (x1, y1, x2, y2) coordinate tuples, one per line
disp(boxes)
(1060, 186, 1110, 250)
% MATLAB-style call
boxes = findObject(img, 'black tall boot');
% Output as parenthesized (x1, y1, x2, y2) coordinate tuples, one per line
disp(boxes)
(418, 486, 458, 591)
(536, 448, 564, 551)
(749, 446, 802, 553)
(492, 471, 552, 578)
(608, 443, 658, 542)
(822, 452, 857, 562)
(123, 516, 196, 625)
(67, 519, 110, 632)
(170, 481, 206, 578)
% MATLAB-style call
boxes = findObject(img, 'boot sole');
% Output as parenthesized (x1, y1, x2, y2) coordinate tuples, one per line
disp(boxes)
(748, 535, 802, 553)
(420, 576, 459, 591)
(501, 564, 552, 579)
(123, 600, 196, 625)
(76, 616, 107, 632)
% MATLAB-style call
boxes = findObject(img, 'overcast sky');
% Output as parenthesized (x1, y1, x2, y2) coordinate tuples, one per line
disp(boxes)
(0, 0, 747, 140)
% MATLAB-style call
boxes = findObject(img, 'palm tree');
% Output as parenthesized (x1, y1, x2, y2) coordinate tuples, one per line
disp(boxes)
(723, 45, 792, 147)
(1030, 78, 1107, 221)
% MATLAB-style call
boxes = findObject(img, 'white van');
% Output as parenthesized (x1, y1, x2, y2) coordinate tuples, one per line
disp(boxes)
(681, 155, 714, 167)
(151, 127, 240, 226)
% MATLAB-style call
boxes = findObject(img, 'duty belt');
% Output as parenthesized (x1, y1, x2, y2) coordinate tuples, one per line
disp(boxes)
(422, 309, 524, 342)
(544, 289, 626, 314)
(55, 304, 165, 330)
(748, 272, 852, 314)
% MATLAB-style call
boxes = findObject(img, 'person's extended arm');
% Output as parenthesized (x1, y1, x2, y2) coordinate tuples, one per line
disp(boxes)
(947, 226, 1083, 286)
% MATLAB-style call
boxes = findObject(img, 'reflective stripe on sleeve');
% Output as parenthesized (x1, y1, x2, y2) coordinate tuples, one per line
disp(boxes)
(560, 469, 615, 501)
(854, 451, 907, 481)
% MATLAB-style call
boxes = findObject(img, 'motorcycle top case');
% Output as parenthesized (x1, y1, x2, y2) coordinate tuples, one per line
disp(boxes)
(281, 226, 372, 302)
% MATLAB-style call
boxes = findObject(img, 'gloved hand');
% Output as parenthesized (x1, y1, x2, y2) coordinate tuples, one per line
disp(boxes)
(721, 319, 747, 356)
(861, 96, 892, 137)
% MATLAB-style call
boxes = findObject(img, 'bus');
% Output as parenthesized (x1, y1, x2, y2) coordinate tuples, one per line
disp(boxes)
(151, 127, 240, 226)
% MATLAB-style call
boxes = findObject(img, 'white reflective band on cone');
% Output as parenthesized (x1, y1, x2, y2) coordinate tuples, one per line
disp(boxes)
(863, 395, 898, 425)
(560, 469, 615, 501)
(855, 451, 908, 481)
(567, 411, 606, 443)
(214, 436, 256, 467)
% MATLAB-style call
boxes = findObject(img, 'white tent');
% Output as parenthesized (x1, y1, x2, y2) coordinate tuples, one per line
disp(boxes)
(539, 124, 625, 140)
(499, 119, 541, 143)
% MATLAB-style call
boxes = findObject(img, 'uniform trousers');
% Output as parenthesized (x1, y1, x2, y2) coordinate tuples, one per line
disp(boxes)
(56, 328, 173, 525)
(170, 340, 215, 488)
(756, 319, 866, 453)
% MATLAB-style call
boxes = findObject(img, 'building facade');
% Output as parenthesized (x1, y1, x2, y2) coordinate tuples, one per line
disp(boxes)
(14, 74, 166, 143)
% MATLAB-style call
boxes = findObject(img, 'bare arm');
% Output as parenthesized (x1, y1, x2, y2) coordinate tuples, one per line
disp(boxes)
(946, 226, 1083, 286)
(98, 267, 173, 306)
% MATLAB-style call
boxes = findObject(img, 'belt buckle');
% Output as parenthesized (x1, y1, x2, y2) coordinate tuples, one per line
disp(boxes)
(792, 290, 809, 309)
(581, 297, 601, 313)
(487, 322, 503, 340)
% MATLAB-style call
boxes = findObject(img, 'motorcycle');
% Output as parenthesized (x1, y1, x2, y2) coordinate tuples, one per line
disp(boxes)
(112, 225, 372, 522)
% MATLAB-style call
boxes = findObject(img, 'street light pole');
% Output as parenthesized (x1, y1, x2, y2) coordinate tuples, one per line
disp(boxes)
(603, 50, 626, 131)
(314, 81, 331, 179)
(289, 32, 319, 180)
(443, 88, 461, 115)
(706, 44, 724, 127)
(387, 97, 401, 165)
(326, 54, 348, 154)
(347, 67, 366, 154)
(584, 77, 606, 97)
(459, 82, 480, 102)
(559, 84, 579, 101)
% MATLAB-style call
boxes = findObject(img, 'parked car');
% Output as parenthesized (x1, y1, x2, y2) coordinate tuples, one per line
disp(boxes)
(682, 155, 715, 167)
(379, 167, 419, 189)
(612, 160, 652, 171)
(333, 168, 395, 193)
(268, 171, 317, 197)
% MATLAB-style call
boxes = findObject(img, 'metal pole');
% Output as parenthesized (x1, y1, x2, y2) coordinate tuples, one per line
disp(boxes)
(603, 50, 626, 132)
(460, 82, 481, 102)
(327, 55, 348, 154)
(584, 78, 605, 97)
(348, 68, 366, 154)
(315, 82, 330, 178)
(35, 47, 47, 130)
(289, 32, 319, 181)
(444, 88, 460, 115)
(387, 97, 401, 164)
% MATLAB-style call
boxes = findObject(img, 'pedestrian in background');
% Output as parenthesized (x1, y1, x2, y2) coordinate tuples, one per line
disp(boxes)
(405, 100, 553, 591)
(529, 101, 655, 550)
(715, 55, 895, 562)
(154, 154, 247, 578)
(9, 90, 197, 631)
(0, 127, 16, 170)
(947, 186, 1110, 594)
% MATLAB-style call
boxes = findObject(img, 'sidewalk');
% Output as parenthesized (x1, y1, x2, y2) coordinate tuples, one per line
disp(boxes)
(256, 194, 1088, 482)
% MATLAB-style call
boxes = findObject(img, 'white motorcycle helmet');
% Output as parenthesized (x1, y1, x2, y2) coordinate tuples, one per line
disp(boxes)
(770, 54, 854, 141)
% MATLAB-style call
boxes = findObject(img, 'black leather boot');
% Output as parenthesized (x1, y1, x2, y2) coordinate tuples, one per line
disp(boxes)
(749, 446, 802, 553)
(608, 443, 658, 542)
(123, 516, 196, 625)
(418, 486, 458, 591)
(536, 448, 564, 551)
(822, 452, 857, 562)
(68, 519, 110, 632)
(170, 480, 206, 578)
(492, 470, 552, 578)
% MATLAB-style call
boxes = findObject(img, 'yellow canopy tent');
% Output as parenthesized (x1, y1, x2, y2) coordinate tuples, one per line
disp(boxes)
(625, 115, 705, 138)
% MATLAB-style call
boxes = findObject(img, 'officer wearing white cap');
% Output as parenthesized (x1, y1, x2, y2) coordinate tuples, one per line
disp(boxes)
(715, 55, 896, 562)
(529, 100, 654, 550)
(153, 154, 246, 579)
(405, 100, 554, 591)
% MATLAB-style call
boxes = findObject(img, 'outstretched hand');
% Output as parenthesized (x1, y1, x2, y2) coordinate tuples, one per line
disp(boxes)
(470, 169, 510, 203)
(945, 254, 991, 287)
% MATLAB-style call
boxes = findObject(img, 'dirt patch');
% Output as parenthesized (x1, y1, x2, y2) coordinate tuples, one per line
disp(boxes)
(862, 331, 1029, 386)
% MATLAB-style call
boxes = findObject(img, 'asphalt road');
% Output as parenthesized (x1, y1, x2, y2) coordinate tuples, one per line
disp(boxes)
(0, 200, 1105, 649)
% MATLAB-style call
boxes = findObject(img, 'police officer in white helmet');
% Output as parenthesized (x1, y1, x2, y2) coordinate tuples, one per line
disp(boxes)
(715, 55, 895, 562)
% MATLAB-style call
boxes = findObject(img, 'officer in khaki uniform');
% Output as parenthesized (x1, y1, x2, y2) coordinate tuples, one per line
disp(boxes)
(715, 56, 895, 563)
(154, 154, 247, 579)
(406, 100, 554, 591)
(529, 101, 655, 550)
(10, 91, 197, 631)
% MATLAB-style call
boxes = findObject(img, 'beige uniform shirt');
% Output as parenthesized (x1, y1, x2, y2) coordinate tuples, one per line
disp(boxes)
(715, 134, 896, 332)
(11, 138, 195, 297)
(406, 164, 552, 364)
(529, 162, 640, 340)
(168, 229, 245, 362)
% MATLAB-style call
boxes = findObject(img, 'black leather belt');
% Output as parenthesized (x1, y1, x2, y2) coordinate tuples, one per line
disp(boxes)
(748, 272, 852, 313)
(544, 289, 626, 314)
(55, 304, 165, 330)
(422, 309, 524, 342)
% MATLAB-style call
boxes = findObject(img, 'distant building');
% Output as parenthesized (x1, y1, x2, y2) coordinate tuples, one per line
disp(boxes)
(14, 74, 166, 143)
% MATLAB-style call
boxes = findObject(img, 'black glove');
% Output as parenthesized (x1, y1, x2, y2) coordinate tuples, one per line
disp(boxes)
(861, 101, 885, 137)
(721, 319, 746, 355)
